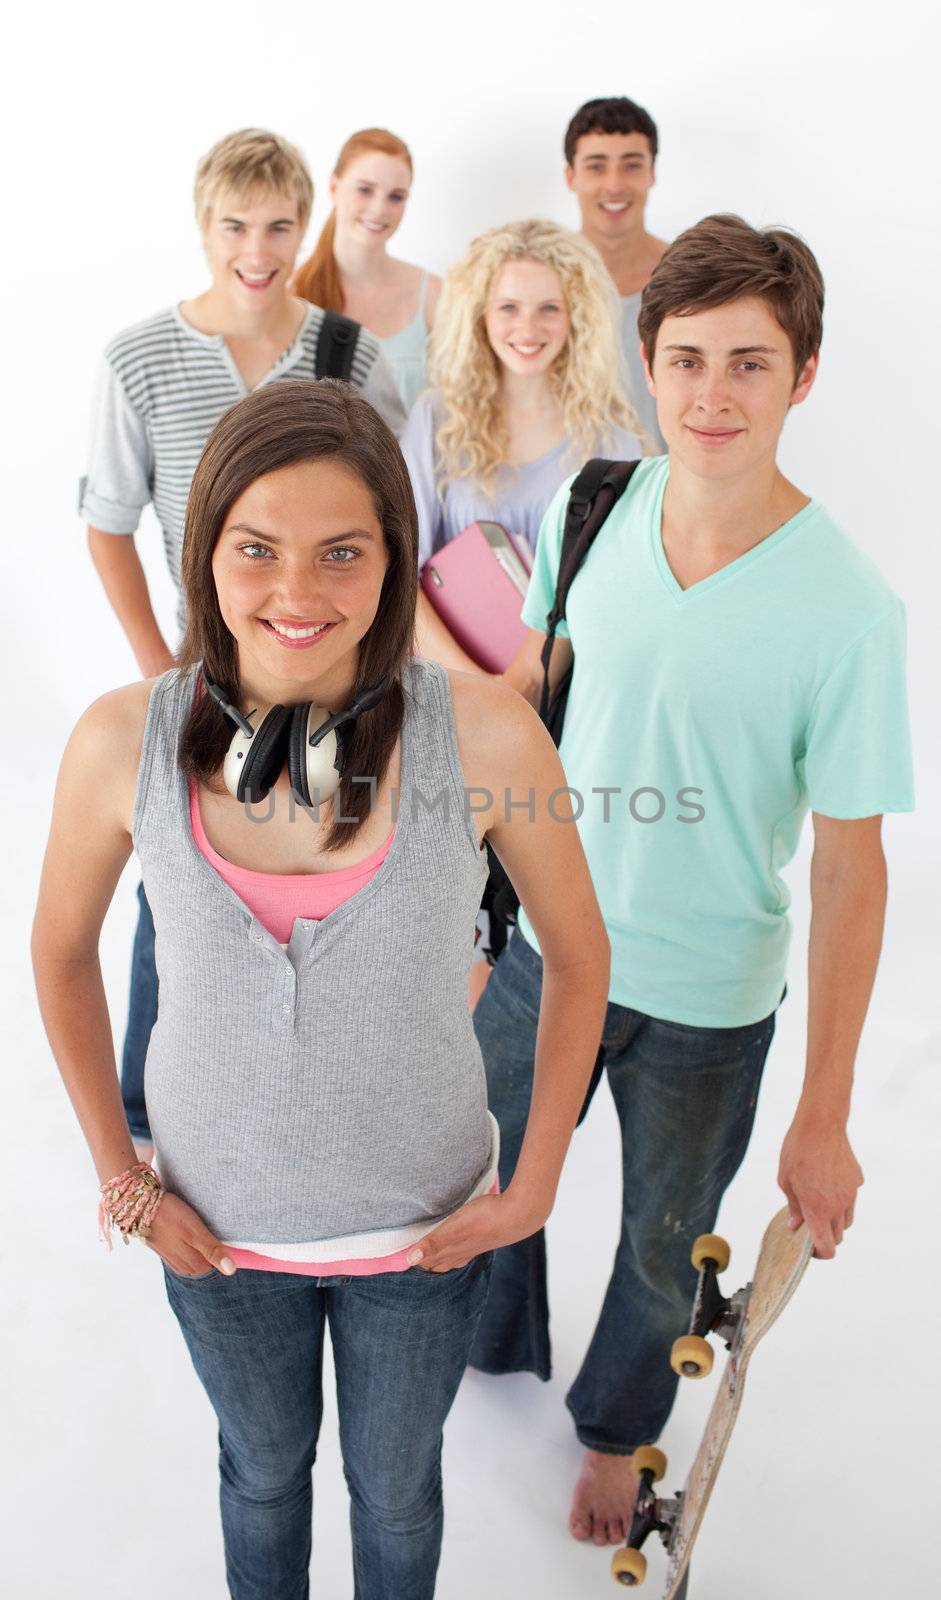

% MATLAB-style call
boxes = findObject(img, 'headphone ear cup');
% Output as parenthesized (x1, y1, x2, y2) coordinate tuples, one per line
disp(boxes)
(237, 705, 292, 802)
(288, 703, 312, 806)
(288, 703, 341, 806)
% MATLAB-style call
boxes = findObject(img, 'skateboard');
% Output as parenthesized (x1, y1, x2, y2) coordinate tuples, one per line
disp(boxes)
(611, 1206, 813, 1595)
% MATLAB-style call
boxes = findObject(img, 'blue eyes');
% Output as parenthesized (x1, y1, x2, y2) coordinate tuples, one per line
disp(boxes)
(237, 544, 361, 564)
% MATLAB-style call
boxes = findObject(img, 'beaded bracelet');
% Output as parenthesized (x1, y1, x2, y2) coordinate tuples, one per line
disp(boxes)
(98, 1161, 165, 1250)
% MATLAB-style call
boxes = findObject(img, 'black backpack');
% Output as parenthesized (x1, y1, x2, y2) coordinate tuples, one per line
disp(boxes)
(483, 456, 642, 954)
(481, 456, 641, 1128)
(314, 310, 361, 381)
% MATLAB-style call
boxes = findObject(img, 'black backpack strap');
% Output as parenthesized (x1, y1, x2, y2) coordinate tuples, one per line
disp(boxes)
(315, 310, 361, 381)
(538, 457, 642, 721)
(481, 457, 642, 955)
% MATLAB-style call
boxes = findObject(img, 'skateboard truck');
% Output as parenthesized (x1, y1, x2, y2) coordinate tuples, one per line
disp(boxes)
(610, 1447, 681, 1588)
(669, 1233, 748, 1382)
(611, 1211, 813, 1595)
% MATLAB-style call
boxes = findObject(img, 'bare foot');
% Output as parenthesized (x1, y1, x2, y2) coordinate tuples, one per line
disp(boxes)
(569, 1449, 640, 1546)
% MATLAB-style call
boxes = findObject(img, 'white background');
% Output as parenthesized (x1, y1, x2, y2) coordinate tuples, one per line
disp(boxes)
(3, 1, 939, 1595)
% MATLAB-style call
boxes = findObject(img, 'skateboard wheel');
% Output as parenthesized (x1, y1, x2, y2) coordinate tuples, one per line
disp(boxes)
(611, 1547, 647, 1587)
(632, 1445, 667, 1481)
(670, 1333, 714, 1379)
(691, 1233, 730, 1272)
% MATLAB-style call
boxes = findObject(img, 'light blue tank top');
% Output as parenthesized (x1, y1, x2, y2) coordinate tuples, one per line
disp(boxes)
(379, 272, 430, 413)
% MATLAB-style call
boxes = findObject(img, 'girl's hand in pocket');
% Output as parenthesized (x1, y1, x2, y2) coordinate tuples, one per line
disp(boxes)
(146, 1191, 236, 1278)
(405, 1187, 549, 1274)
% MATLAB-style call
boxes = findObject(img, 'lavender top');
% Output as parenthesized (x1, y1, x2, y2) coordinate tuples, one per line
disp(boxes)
(401, 389, 641, 568)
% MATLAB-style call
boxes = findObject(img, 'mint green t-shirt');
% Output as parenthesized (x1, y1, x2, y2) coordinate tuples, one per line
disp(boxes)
(518, 456, 914, 1026)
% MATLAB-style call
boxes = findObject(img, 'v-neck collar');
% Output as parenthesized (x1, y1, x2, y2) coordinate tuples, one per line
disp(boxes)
(508, 437, 569, 474)
(649, 467, 819, 604)
(171, 301, 315, 396)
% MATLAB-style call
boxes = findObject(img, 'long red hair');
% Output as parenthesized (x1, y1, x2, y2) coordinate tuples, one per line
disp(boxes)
(293, 128, 413, 311)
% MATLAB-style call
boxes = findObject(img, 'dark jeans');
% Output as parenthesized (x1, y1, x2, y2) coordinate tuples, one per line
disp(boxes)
(164, 1253, 492, 1600)
(468, 932, 775, 1453)
(121, 881, 157, 1142)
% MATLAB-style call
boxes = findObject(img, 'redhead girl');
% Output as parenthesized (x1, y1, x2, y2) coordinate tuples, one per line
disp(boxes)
(294, 129, 441, 411)
(32, 381, 608, 1600)
(402, 218, 649, 672)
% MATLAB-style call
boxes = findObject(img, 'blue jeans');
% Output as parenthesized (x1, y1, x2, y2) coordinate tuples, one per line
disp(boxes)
(164, 1254, 492, 1599)
(468, 932, 775, 1453)
(121, 881, 157, 1142)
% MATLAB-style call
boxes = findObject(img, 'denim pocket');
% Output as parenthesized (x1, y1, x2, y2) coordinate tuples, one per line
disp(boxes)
(163, 1262, 216, 1284)
(652, 1010, 775, 1044)
(406, 1251, 494, 1280)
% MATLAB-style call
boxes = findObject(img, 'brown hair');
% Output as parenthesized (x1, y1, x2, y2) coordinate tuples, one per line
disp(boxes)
(193, 127, 314, 232)
(638, 214, 824, 375)
(564, 96, 658, 166)
(292, 128, 413, 312)
(176, 380, 418, 849)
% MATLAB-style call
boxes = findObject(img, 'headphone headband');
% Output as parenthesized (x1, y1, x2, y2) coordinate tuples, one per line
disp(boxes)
(307, 678, 391, 749)
(202, 674, 254, 738)
(201, 666, 390, 803)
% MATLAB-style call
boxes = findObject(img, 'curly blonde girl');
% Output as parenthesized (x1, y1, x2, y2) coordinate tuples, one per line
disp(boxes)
(428, 219, 649, 492)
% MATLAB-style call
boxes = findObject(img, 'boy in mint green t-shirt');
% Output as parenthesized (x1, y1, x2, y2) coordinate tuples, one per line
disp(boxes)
(470, 213, 913, 1546)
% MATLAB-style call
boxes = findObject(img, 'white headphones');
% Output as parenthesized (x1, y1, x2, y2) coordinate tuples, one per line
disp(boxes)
(202, 670, 388, 806)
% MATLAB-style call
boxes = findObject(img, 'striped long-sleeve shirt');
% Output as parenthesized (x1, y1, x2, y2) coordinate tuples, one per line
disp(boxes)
(79, 302, 406, 631)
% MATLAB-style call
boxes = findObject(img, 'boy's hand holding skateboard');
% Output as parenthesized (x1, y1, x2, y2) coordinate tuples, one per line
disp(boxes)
(777, 1102, 863, 1260)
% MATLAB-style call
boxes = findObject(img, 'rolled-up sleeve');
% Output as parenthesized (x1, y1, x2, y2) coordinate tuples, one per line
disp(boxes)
(78, 356, 152, 533)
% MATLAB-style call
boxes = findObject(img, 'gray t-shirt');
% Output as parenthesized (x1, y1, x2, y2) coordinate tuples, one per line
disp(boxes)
(401, 388, 641, 568)
(620, 290, 665, 453)
(79, 302, 406, 630)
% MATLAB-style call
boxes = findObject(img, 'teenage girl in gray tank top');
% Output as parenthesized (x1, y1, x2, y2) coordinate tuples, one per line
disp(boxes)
(33, 380, 609, 1598)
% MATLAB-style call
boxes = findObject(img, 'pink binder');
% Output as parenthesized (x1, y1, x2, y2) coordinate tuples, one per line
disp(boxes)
(420, 521, 534, 673)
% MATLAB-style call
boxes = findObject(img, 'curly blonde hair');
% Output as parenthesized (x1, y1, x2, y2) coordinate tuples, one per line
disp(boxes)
(428, 219, 649, 492)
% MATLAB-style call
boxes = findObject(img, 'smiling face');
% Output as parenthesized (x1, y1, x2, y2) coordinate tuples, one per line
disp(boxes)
(211, 456, 389, 706)
(483, 259, 570, 379)
(644, 296, 818, 478)
(201, 189, 302, 311)
(565, 131, 655, 242)
(331, 152, 412, 250)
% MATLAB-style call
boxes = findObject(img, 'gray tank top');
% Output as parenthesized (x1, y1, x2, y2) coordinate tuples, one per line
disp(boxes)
(134, 658, 494, 1249)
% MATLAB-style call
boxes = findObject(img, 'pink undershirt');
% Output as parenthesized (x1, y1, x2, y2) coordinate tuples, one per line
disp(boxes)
(189, 777, 395, 942)
(188, 778, 412, 1276)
